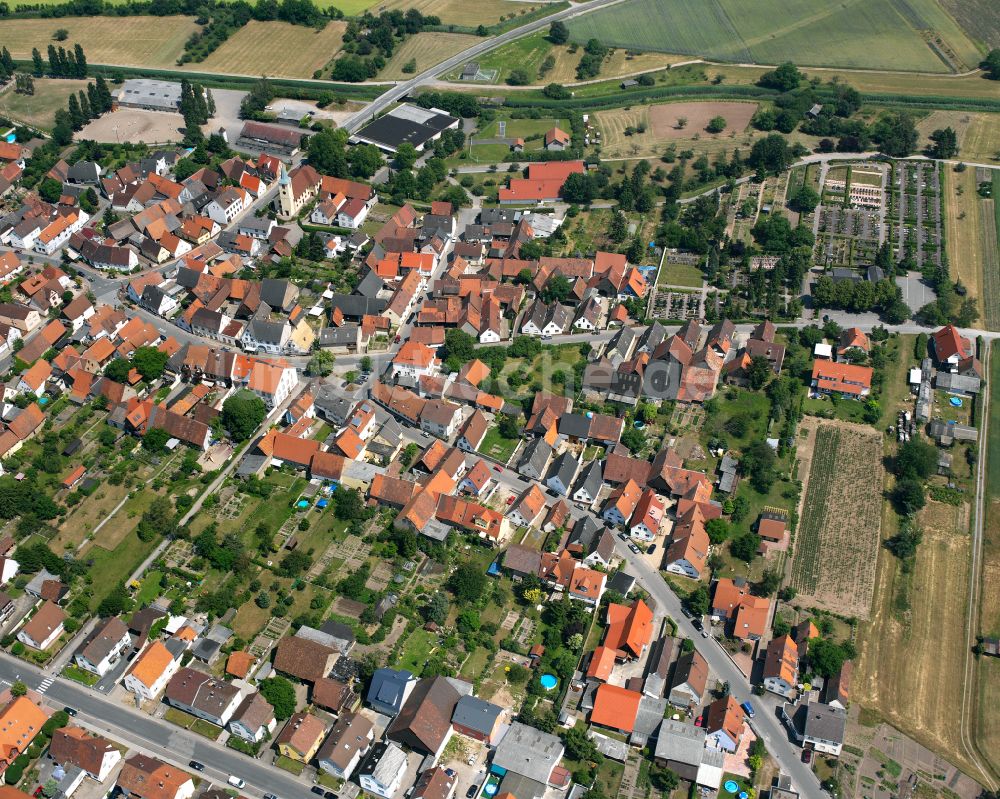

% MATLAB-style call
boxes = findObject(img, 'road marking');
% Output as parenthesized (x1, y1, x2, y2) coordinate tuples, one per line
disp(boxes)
(38, 678, 53, 694)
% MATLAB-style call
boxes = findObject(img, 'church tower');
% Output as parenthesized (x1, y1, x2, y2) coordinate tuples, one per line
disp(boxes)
(277, 163, 293, 217)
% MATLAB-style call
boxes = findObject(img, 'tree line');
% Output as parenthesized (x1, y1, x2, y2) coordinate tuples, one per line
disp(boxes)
(29, 41, 87, 78)
(330, 9, 438, 81)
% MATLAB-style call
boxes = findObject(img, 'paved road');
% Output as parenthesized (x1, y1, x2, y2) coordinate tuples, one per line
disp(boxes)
(339, 0, 628, 133)
(0, 654, 309, 799)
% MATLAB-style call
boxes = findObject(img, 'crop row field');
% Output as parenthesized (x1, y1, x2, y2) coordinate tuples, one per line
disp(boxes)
(566, 0, 982, 73)
(790, 418, 884, 618)
(377, 32, 479, 80)
(189, 20, 347, 78)
(0, 16, 199, 69)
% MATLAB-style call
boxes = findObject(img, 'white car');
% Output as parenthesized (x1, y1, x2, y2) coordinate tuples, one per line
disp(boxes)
(467, 755, 476, 766)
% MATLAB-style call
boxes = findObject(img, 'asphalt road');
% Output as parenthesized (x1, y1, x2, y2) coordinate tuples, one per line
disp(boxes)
(0, 654, 309, 799)
(339, 0, 627, 134)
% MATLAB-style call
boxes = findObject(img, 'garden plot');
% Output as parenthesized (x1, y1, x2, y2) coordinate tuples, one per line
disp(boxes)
(790, 417, 884, 618)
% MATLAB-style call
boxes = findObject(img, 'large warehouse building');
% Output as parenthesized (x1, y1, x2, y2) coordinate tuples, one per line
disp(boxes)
(350, 104, 459, 154)
(116, 79, 185, 112)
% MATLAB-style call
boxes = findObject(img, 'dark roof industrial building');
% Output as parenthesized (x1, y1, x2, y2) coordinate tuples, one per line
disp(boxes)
(350, 104, 459, 153)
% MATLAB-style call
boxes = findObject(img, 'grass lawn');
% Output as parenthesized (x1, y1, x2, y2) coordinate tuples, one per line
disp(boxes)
(62, 664, 99, 686)
(136, 570, 163, 607)
(397, 628, 437, 674)
(378, 32, 479, 80)
(0, 79, 84, 130)
(702, 387, 772, 450)
(478, 427, 519, 464)
(80, 530, 158, 612)
(472, 30, 553, 83)
(478, 115, 570, 145)
(803, 395, 869, 424)
(659, 261, 704, 288)
(274, 755, 305, 775)
(190, 719, 223, 740)
(460, 647, 492, 679)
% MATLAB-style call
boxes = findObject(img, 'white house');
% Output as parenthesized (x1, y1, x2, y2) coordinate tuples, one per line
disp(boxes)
(49, 727, 123, 782)
(228, 692, 277, 743)
(317, 713, 375, 780)
(74, 617, 132, 677)
(123, 640, 182, 702)
(359, 743, 407, 799)
(17, 600, 66, 650)
(0, 556, 17, 585)
(205, 187, 246, 225)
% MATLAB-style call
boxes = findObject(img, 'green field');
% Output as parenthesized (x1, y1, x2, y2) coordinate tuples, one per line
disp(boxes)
(566, 0, 983, 72)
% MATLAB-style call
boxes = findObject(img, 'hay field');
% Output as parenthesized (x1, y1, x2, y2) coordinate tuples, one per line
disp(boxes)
(0, 79, 82, 129)
(789, 418, 883, 618)
(942, 168, 990, 328)
(855, 500, 984, 782)
(0, 16, 197, 68)
(566, 0, 981, 72)
(542, 46, 687, 83)
(372, 0, 550, 26)
(593, 101, 762, 160)
(378, 32, 479, 80)
(190, 20, 346, 78)
(962, 115, 1000, 164)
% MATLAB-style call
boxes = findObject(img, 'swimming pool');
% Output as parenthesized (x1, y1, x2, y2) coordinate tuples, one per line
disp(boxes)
(723, 781, 739, 794)
(539, 673, 557, 690)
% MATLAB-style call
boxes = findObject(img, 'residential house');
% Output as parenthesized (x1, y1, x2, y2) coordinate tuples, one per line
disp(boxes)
(164, 667, 242, 727)
(704, 696, 745, 753)
(358, 742, 407, 799)
(572, 459, 604, 506)
(116, 755, 194, 799)
(652, 719, 725, 791)
(931, 324, 973, 371)
(275, 712, 327, 763)
(546, 452, 579, 496)
(491, 721, 565, 789)
(49, 727, 122, 782)
(629, 489, 666, 541)
(0, 696, 48, 775)
(228, 692, 277, 744)
(781, 700, 847, 757)
(508, 484, 546, 528)
(810, 360, 873, 399)
(74, 617, 131, 677)
(603, 479, 643, 526)
(451, 695, 503, 745)
(367, 668, 417, 717)
(124, 640, 182, 702)
(762, 635, 798, 699)
(17, 600, 66, 650)
(668, 650, 708, 708)
(412, 767, 457, 799)
(273, 635, 337, 683)
(604, 599, 653, 659)
(590, 684, 642, 734)
(317, 712, 374, 779)
(517, 438, 552, 481)
(386, 675, 468, 760)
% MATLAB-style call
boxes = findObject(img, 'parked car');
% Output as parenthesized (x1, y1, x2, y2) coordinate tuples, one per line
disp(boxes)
(801, 749, 813, 764)
(506, 496, 515, 505)
(493, 466, 503, 473)
(324, 792, 337, 799)
(740, 700, 756, 719)
(691, 618, 704, 632)
(467, 755, 476, 766)
(466, 786, 479, 799)
(628, 543, 640, 554)
(618, 532, 630, 542)
(188, 762, 205, 772)
(64, 707, 78, 717)
(311, 788, 325, 796)
(227, 777, 245, 790)
(646, 544, 656, 554)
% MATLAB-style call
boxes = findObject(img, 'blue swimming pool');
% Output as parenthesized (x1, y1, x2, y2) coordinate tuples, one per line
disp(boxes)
(539, 673, 557, 690)
(723, 781, 739, 794)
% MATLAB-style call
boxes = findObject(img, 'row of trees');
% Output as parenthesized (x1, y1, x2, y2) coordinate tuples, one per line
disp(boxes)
(331, 8, 437, 81)
(50, 75, 115, 146)
(30, 42, 88, 78)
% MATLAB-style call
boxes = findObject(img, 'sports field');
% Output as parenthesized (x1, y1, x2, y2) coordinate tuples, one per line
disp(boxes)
(372, 0, 551, 26)
(0, 78, 83, 130)
(378, 32, 479, 80)
(566, 0, 982, 72)
(190, 21, 346, 78)
(0, 16, 197, 68)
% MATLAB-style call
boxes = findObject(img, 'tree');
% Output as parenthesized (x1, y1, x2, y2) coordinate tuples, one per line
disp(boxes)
(730, 532, 761, 563)
(132, 346, 168, 382)
(32, 48, 44, 77)
(746, 355, 772, 390)
(393, 142, 419, 171)
(542, 273, 572, 303)
(705, 518, 730, 544)
(928, 127, 958, 159)
(421, 592, 449, 625)
(259, 676, 297, 719)
(748, 134, 793, 174)
(562, 726, 600, 762)
(442, 329, 476, 363)
(758, 61, 802, 91)
(788, 184, 820, 214)
(676, 116, 687, 130)
(871, 111, 918, 157)
(895, 437, 937, 479)
(892, 477, 925, 515)
(983, 48, 1000, 80)
(103, 358, 132, 384)
(649, 764, 679, 793)
(548, 20, 569, 44)
(684, 585, 709, 617)
(9, 680, 26, 697)
(447, 563, 487, 603)
(742, 439, 778, 493)
(306, 349, 335, 376)
(609, 210, 628, 243)
(305, 127, 348, 176)
(221, 390, 267, 441)
(38, 177, 63, 204)
(53, 109, 73, 146)
(706, 116, 727, 133)
(67, 93, 84, 130)
(142, 427, 170, 453)
(807, 638, 852, 678)
(507, 68, 530, 86)
(756, 568, 781, 596)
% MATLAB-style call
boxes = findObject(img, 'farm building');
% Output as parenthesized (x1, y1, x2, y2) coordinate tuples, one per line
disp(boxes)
(351, 104, 460, 154)
(116, 79, 184, 112)
(236, 121, 307, 157)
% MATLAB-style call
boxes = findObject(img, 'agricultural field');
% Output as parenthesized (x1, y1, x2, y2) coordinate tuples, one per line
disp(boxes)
(942, 168, 990, 328)
(378, 32, 479, 80)
(0, 79, 85, 130)
(566, 0, 982, 72)
(855, 499, 982, 782)
(938, 0, 1000, 49)
(192, 21, 347, 78)
(790, 418, 884, 618)
(0, 16, 198, 68)
(916, 111, 1000, 165)
(372, 0, 554, 27)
